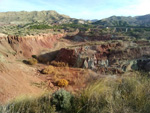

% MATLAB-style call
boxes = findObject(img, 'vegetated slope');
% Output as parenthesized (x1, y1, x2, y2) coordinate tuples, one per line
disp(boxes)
(0, 10, 87, 25)
(93, 14, 150, 27)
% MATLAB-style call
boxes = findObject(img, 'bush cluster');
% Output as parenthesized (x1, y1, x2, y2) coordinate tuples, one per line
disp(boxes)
(51, 89, 73, 111)
(29, 24, 52, 29)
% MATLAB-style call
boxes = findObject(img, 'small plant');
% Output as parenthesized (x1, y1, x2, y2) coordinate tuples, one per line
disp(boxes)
(51, 61, 68, 67)
(57, 79, 69, 87)
(51, 89, 73, 111)
(32, 55, 37, 59)
(41, 66, 54, 74)
(27, 58, 38, 65)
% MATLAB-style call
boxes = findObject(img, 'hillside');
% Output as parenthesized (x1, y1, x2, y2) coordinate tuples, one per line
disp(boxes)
(93, 14, 150, 27)
(0, 10, 90, 36)
(1, 10, 150, 113)
(0, 10, 87, 25)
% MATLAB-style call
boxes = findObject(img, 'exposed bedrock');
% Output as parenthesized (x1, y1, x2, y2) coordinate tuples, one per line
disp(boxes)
(55, 48, 78, 66)
(54, 42, 150, 72)
(137, 59, 150, 71)
(0, 33, 65, 58)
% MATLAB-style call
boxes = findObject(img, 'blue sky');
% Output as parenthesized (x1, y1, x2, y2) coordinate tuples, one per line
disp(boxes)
(0, 0, 150, 19)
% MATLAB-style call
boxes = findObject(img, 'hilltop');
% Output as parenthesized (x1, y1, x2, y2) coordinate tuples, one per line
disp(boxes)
(0, 10, 87, 25)
(0, 10, 90, 36)
(93, 14, 150, 27)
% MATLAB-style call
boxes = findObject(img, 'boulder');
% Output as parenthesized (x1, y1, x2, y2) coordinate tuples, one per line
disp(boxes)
(144, 61, 150, 71)
(83, 60, 88, 69)
(55, 48, 78, 66)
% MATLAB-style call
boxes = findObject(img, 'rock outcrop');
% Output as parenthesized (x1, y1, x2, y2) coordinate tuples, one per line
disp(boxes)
(137, 59, 150, 71)
(55, 48, 78, 66)
(54, 41, 150, 73)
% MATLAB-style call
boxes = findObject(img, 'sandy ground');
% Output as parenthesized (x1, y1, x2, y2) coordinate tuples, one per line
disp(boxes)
(0, 60, 43, 104)
(0, 33, 7, 37)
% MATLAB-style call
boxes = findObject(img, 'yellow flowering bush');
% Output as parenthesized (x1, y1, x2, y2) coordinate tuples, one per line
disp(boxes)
(57, 79, 69, 87)
(41, 66, 54, 74)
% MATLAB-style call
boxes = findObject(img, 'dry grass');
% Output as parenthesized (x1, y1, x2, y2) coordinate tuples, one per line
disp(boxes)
(41, 66, 55, 74)
(1, 73, 150, 113)
(76, 74, 150, 113)
(51, 61, 68, 67)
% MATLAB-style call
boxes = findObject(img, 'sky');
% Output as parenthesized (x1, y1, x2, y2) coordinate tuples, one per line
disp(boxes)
(0, 0, 150, 19)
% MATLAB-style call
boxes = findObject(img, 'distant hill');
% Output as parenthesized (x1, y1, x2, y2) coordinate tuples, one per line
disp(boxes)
(90, 19, 99, 22)
(0, 10, 87, 25)
(1, 10, 150, 27)
(93, 14, 150, 27)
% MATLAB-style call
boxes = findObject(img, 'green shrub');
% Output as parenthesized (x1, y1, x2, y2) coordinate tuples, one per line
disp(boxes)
(51, 89, 73, 111)
(29, 24, 52, 29)
(32, 55, 37, 59)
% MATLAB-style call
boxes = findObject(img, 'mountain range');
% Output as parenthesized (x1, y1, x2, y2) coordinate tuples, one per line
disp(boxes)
(93, 14, 150, 27)
(0, 10, 88, 25)
(0, 10, 150, 27)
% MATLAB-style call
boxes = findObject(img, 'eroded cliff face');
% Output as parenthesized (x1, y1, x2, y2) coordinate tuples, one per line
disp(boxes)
(0, 33, 66, 103)
(0, 33, 65, 58)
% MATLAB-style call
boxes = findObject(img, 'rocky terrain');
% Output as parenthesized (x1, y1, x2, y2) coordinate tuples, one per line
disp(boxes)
(0, 11, 150, 111)
(0, 30, 92, 103)
(0, 33, 63, 103)
(0, 27, 150, 104)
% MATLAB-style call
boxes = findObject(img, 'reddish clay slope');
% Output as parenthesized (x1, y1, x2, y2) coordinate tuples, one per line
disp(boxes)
(0, 33, 65, 58)
(0, 33, 65, 104)
(0, 61, 42, 104)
